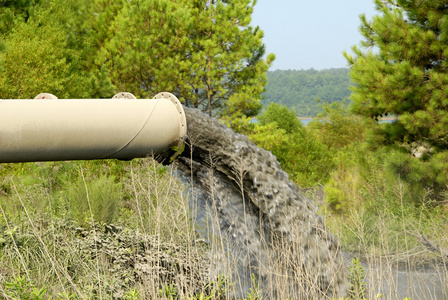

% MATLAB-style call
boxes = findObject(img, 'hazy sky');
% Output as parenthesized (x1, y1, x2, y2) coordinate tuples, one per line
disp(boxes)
(251, 0, 378, 70)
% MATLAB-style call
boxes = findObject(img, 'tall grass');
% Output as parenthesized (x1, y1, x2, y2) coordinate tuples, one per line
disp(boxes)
(0, 159, 210, 299)
(0, 158, 447, 299)
(317, 146, 448, 300)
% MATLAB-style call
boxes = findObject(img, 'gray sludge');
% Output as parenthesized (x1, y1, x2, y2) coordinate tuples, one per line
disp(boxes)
(174, 107, 348, 299)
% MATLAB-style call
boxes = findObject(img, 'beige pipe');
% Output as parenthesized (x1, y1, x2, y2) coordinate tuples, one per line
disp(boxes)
(0, 92, 187, 163)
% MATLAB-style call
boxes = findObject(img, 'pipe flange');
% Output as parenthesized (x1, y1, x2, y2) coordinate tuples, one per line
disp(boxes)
(34, 93, 58, 99)
(153, 92, 187, 139)
(153, 92, 187, 163)
(112, 92, 137, 99)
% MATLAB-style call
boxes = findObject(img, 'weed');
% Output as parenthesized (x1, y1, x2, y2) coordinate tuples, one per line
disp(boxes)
(159, 285, 178, 299)
(4, 276, 49, 300)
(124, 289, 142, 300)
(347, 258, 367, 300)
(69, 173, 122, 226)
(245, 274, 263, 300)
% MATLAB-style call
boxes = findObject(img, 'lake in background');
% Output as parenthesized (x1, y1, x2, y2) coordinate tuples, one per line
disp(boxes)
(250, 118, 396, 126)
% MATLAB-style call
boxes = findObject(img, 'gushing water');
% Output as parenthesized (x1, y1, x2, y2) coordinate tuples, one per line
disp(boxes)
(174, 107, 348, 299)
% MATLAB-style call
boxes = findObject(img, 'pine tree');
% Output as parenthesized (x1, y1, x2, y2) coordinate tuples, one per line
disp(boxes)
(345, 0, 448, 150)
(0, 0, 40, 35)
(95, 0, 192, 99)
(0, 40, 4, 72)
(0, 11, 80, 98)
(185, 0, 274, 117)
(0, 0, 114, 98)
(95, 0, 274, 117)
(345, 0, 448, 201)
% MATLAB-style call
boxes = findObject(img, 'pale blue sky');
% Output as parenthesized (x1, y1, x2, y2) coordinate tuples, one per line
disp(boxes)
(251, 0, 378, 70)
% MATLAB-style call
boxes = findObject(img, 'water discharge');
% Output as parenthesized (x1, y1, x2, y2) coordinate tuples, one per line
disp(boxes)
(173, 107, 348, 299)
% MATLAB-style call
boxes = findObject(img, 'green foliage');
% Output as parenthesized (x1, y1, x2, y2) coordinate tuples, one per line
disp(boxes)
(0, 161, 129, 227)
(344, 0, 448, 204)
(245, 274, 263, 300)
(322, 144, 366, 213)
(308, 101, 369, 149)
(0, 158, 211, 299)
(323, 145, 392, 215)
(185, 274, 228, 300)
(258, 102, 302, 134)
(0, 0, 40, 35)
(222, 114, 256, 135)
(4, 276, 49, 300)
(263, 68, 352, 117)
(93, 0, 273, 118)
(250, 103, 334, 187)
(68, 174, 122, 226)
(324, 177, 349, 213)
(345, 0, 448, 151)
(0, 0, 271, 114)
(347, 258, 367, 300)
(384, 149, 448, 202)
(185, 0, 273, 117)
(96, 0, 193, 99)
(322, 141, 448, 257)
(0, 18, 81, 98)
(159, 284, 178, 299)
(0, 0, 114, 99)
(0, 39, 4, 72)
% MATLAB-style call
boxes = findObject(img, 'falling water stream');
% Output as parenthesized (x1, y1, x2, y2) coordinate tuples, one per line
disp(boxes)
(169, 107, 447, 300)
(173, 107, 349, 299)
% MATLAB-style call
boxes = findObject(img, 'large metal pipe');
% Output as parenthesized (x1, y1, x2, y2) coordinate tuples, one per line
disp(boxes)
(0, 92, 187, 163)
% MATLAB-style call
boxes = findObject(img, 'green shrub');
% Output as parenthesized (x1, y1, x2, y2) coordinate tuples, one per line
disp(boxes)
(68, 174, 122, 225)
(347, 258, 367, 300)
(308, 100, 368, 150)
(258, 102, 302, 134)
(321, 142, 448, 255)
(250, 103, 334, 187)
(4, 276, 49, 300)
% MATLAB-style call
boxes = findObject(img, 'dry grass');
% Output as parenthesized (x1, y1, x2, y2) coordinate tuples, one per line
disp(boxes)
(0, 158, 447, 299)
(317, 193, 448, 300)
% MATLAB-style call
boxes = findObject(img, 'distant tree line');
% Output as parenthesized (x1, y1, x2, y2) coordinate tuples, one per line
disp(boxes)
(262, 68, 352, 117)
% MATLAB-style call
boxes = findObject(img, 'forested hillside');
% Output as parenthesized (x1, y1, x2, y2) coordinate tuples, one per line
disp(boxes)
(263, 68, 352, 117)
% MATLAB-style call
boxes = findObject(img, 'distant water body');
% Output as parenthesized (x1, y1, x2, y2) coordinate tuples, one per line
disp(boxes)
(299, 117, 396, 126)
(250, 117, 396, 126)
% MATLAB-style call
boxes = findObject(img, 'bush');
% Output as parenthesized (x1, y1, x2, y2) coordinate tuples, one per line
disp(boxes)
(321, 142, 448, 256)
(249, 103, 334, 187)
(307, 100, 369, 150)
(258, 102, 302, 134)
(68, 174, 122, 225)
